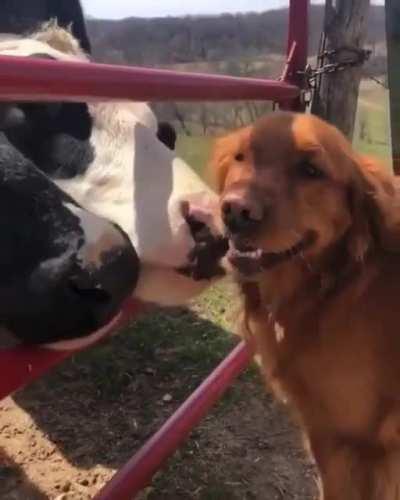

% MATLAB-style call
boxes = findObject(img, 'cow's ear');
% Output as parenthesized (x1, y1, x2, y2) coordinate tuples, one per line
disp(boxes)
(157, 122, 177, 151)
(47, 1, 92, 53)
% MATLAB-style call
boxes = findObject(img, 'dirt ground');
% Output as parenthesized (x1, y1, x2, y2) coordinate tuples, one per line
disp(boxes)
(0, 287, 317, 500)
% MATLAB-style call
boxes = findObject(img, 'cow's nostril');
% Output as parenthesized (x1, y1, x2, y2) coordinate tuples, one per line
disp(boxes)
(241, 208, 251, 221)
(69, 275, 111, 305)
(188, 217, 206, 235)
(222, 202, 232, 215)
(182, 206, 209, 242)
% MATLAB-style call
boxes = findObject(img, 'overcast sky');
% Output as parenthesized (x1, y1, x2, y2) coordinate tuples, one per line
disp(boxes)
(82, 0, 383, 20)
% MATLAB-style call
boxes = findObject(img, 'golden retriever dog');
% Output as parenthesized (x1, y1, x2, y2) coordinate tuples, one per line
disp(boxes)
(209, 112, 400, 500)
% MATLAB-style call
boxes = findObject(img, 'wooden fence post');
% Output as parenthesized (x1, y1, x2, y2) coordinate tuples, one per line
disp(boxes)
(311, 0, 370, 139)
(385, 0, 400, 175)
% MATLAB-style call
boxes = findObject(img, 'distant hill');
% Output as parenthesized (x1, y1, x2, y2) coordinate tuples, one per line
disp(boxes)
(86, 5, 387, 135)
(87, 4, 386, 69)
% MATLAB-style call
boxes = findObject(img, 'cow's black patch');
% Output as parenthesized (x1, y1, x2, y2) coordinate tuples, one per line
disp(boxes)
(0, 0, 91, 53)
(3, 101, 95, 179)
(0, 132, 139, 345)
(157, 121, 177, 151)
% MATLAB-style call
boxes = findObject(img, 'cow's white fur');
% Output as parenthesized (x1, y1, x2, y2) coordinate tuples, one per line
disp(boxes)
(1, 25, 220, 306)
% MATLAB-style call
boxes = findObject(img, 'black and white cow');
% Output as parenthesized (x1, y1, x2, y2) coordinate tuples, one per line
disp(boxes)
(0, 8, 226, 347)
(0, 130, 139, 347)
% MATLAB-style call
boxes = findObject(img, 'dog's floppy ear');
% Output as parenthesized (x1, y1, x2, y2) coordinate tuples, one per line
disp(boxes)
(348, 155, 400, 260)
(207, 126, 251, 193)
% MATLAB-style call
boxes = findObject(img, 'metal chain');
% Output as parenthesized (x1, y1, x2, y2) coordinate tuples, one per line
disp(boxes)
(309, 31, 327, 108)
(274, 39, 378, 110)
(299, 46, 372, 89)
(298, 36, 373, 111)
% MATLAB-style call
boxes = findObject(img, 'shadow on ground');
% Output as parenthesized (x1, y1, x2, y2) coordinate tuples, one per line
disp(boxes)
(0, 448, 46, 499)
(6, 287, 316, 499)
(12, 307, 238, 470)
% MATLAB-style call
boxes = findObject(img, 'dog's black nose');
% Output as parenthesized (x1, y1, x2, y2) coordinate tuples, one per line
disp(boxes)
(221, 195, 263, 234)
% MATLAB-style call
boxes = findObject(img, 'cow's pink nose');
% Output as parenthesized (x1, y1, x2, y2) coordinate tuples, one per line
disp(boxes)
(180, 195, 219, 237)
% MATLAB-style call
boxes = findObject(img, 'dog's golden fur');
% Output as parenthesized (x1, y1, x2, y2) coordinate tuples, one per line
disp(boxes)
(210, 112, 400, 500)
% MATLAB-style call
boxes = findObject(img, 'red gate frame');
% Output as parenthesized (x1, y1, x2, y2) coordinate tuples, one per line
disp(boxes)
(0, 1, 308, 498)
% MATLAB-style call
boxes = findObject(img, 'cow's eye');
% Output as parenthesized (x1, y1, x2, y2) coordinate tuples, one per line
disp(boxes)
(297, 162, 325, 180)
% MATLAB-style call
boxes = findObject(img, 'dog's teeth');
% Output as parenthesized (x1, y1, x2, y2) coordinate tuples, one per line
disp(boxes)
(229, 246, 263, 261)
(244, 249, 262, 258)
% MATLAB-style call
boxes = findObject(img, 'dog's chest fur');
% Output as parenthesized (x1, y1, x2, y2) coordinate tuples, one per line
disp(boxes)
(247, 260, 400, 440)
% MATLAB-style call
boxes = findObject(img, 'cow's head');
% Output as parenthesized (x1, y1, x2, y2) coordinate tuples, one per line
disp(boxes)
(0, 25, 227, 317)
(0, 131, 139, 348)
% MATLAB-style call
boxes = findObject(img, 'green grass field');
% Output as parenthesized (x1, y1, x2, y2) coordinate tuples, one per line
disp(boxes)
(176, 134, 213, 176)
(354, 80, 392, 169)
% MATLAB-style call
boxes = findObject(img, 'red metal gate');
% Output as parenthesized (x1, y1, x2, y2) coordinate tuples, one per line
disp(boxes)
(0, 1, 309, 498)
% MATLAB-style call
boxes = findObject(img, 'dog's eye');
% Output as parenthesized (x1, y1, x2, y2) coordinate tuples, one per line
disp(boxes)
(297, 162, 324, 179)
(235, 153, 245, 162)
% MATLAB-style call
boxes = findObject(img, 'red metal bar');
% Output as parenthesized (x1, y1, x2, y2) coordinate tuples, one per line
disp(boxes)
(94, 340, 253, 500)
(286, 0, 309, 83)
(280, 41, 298, 83)
(0, 55, 300, 104)
(0, 299, 144, 400)
(0, 348, 70, 400)
(281, 0, 309, 110)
